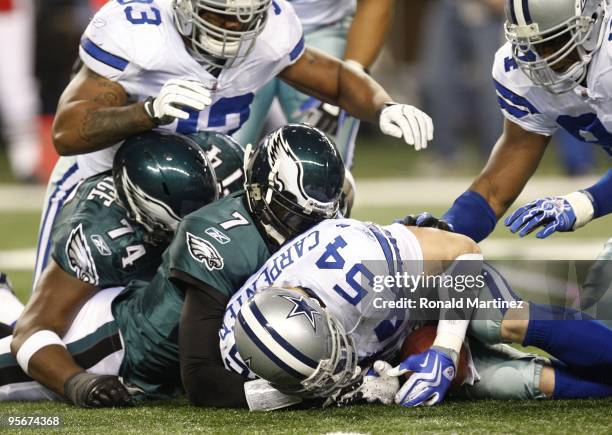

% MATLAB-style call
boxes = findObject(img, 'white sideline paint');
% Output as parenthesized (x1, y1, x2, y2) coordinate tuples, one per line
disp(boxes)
(0, 176, 599, 211)
(0, 240, 605, 271)
(353, 176, 599, 208)
(0, 249, 36, 270)
(0, 176, 605, 270)
(0, 185, 46, 212)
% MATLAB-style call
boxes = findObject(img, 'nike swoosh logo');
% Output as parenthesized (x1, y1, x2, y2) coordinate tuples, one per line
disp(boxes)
(419, 354, 430, 368)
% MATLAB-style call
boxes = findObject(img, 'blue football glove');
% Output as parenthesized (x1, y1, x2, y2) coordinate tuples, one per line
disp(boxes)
(386, 347, 455, 407)
(505, 197, 577, 239)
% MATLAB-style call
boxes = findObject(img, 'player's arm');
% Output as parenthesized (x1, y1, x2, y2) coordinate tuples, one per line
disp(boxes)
(387, 227, 482, 407)
(53, 65, 213, 156)
(279, 47, 387, 123)
(344, 0, 395, 70)
(442, 118, 550, 241)
(52, 65, 156, 156)
(10, 260, 132, 407)
(279, 47, 433, 150)
(178, 282, 248, 408)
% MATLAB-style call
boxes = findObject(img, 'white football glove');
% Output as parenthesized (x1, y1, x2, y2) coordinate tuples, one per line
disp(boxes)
(144, 78, 215, 125)
(378, 103, 434, 151)
(329, 361, 399, 406)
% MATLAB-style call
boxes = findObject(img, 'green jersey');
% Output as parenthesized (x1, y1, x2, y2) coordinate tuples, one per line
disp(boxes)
(51, 173, 164, 288)
(112, 191, 273, 397)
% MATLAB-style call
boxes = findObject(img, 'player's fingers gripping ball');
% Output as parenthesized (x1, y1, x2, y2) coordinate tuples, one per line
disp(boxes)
(387, 325, 470, 407)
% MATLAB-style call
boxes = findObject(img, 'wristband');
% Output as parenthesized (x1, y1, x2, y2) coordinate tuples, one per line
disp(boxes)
(584, 169, 612, 219)
(562, 191, 594, 229)
(443, 191, 497, 242)
(376, 102, 398, 120)
(430, 345, 460, 367)
(16, 330, 66, 375)
(143, 97, 162, 125)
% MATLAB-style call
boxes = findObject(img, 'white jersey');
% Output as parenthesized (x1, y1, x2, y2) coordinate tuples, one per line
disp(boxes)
(493, 20, 612, 157)
(77, 0, 304, 178)
(287, 0, 356, 32)
(219, 219, 424, 378)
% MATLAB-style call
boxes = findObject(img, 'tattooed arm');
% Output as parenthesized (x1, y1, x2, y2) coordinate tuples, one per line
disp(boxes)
(278, 47, 390, 123)
(52, 65, 156, 156)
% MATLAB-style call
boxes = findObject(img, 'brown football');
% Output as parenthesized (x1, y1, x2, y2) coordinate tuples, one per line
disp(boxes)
(399, 324, 469, 387)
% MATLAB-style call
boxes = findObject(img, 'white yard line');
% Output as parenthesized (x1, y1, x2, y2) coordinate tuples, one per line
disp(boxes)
(0, 185, 46, 212)
(0, 176, 604, 270)
(353, 175, 599, 207)
(0, 176, 599, 211)
(0, 239, 604, 271)
(0, 248, 36, 270)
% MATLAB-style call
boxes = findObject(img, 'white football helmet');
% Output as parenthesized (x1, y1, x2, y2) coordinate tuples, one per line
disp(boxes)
(504, 0, 608, 94)
(173, 0, 271, 70)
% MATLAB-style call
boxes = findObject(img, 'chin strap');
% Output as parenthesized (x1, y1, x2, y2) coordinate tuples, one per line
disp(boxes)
(260, 221, 286, 246)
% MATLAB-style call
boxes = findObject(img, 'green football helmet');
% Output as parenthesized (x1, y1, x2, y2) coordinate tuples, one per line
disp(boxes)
(113, 130, 219, 245)
(245, 124, 345, 245)
(188, 131, 246, 196)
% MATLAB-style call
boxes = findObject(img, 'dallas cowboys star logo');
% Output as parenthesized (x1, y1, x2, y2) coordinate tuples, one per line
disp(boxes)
(280, 295, 321, 331)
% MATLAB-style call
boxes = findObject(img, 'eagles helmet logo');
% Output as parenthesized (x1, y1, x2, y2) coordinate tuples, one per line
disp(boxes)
(267, 129, 308, 203)
(65, 224, 100, 286)
(187, 232, 224, 271)
(121, 168, 182, 232)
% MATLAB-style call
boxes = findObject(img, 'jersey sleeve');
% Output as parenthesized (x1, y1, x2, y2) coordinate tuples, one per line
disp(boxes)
(491, 44, 559, 136)
(79, 0, 167, 86)
(167, 215, 261, 298)
(51, 215, 102, 287)
(258, 0, 305, 73)
(50, 178, 163, 288)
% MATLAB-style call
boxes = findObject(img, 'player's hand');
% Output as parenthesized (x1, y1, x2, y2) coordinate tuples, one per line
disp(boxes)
(378, 103, 433, 151)
(297, 97, 341, 137)
(505, 197, 577, 239)
(332, 361, 399, 406)
(387, 347, 455, 407)
(144, 78, 215, 125)
(398, 212, 453, 232)
(64, 372, 134, 408)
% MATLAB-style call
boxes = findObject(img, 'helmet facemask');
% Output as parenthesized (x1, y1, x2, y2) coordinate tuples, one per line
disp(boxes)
(173, 0, 271, 70)
(505, 1, 607, 94)
(275, 310, 359, 399)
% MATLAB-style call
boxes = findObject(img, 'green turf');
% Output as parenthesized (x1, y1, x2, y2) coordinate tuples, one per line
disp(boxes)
(0, 212, 40, 250)
(4, 269, 32, 303)
(0, 399, 611, 434)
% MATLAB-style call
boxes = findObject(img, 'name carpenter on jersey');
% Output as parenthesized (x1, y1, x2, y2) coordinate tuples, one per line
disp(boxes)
(219, 230, 321, 340)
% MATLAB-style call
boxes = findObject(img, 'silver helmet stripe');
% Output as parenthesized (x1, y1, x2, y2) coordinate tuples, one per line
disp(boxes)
(240, 302, 317, 377)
